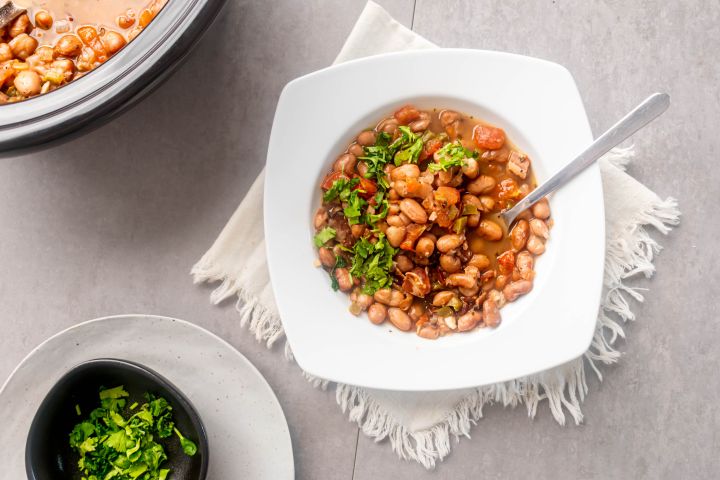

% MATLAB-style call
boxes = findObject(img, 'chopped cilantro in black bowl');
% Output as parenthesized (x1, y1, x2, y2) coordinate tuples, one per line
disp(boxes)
(25, 358, 208, 480)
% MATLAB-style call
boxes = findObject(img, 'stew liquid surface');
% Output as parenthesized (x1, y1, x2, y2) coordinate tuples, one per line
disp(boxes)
(1, 0, 167, 103)
(313, 105, 552, 339)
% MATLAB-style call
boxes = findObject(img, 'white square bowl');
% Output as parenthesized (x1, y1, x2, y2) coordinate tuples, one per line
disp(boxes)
(264, 49, 604, 391)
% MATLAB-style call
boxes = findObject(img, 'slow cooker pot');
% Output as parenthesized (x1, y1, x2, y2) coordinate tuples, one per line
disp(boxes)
(0, 0, 226, 157)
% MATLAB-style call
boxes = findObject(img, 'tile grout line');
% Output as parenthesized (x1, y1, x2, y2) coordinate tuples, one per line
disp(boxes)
(411, 0, 417, 29)
(350, 427, 361, 479)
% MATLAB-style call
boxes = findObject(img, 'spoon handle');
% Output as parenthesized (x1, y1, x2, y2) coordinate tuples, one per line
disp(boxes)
(502, 92, 670, 224)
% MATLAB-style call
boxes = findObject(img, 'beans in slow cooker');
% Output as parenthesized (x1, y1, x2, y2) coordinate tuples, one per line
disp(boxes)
(0, 0, 167, 104)
(313, 105, 552, 339)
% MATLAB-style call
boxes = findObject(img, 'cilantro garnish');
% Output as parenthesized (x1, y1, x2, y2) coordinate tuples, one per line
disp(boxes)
(392, 126, 424, 166)
(323, 177, 360, 202)
(349, 234, 397, 294)
(329, 255, 347, 291)
(69, 386, 197, 480)
(427, 141, 477, 172)
(323, 178, 366, 225)
(313, 227, 336, 247)
(365, 191, 389, 225)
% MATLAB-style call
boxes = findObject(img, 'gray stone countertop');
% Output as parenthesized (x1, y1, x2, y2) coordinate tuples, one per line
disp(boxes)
(1, 1, 717, 478)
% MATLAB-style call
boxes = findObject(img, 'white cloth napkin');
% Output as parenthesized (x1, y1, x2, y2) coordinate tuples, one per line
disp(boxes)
(192, 1, 680, 468)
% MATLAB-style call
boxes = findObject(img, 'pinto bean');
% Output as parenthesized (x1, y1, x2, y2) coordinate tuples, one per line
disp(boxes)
(35, 11, 53, 30)
(373, 288, 406, 307)
(439, 109, 460, 127)
(378, 118, 399, 134)
(394, 254, 414, 272)
(466, 214, 480, 228)
(526, 235, 546, 255)
(503, 280, 533, 302)
(436, 234, 464, 253)
(495, 274, 508, 290)
(334, 268, 353, 292)
(386, 226, 407, 247)
(368, 303, 387, 324)
(393, 180, 433, 199)
(479, 196, 496, 212)
(439, 254, 462, 273)
(409, 111, 430, 132)
(333, 153, 356, 174)
(417, 324, 440, 339)
(415, 235, 435, 257)
(55, 34, 83, 57)
(13, 70, 41, 96)
(531, 198, 551, 219)
(351, 224, 366, 238)
(482, 297, 501, 327)
(9, 34, 37, 60)
(510, 219, 529, 251)
(386, 214, 407, 227)
(468, 254, 490, 270)
(318, 247, 335, 267)
(357, 130, 376, 146)
(355, 293, 374, 310)
(529, 218, 550, 239)
(388, 307, 412, 331)
(348, 143, 364, 157)
(399, 198, 427, 224)
(432, 290, 457, 307)
(408, 300, 427, 321)
(417, 323, 440, 340)
(516, 251, 535, 280)
(461, 158, 480, 179)
(477, 220, 503, 241)
(101, 31, 127, 55)
(458, 310, 482, 332)
(459, 284, 481, 297)
(467, 175, 496, 195)
(314, 207, 328, 228)
(446, 273, 477, 289)
(390, 164, 420, 181)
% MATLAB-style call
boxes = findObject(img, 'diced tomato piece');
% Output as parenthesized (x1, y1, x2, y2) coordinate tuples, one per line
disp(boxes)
(472, 124, 506, 150)
(434, 186, 460, 206)
(400, 224, 426, 251)
(497, 250, 516, 275)
(321, 171, 348, 190)
(394, 105, 421, 125)
(419, 137, 444, 161)
(355, 176, 377, 199)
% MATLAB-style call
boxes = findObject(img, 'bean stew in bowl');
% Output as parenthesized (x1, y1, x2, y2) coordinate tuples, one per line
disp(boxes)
(0, 0, 167, 103)
(266, 49, 604, 389)
(313, 105, 552, 339)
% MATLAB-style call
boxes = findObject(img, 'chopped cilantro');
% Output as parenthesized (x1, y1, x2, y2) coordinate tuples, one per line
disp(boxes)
(314, 227, 336, 247)
(323, 177, 360, 202)
(427, 141, 477, 172)
(365, 191, 389, 225)
(329, 255, 347, 291)
(349, 234, 397, 294)
(68, 386, 197, 480)
(323, 178, 366, 225)
(392, 126, 424, 165)
(358, 132, 393, 189)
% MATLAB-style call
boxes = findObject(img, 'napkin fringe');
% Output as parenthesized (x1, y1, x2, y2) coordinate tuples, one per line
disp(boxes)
(328, 152, 681, 469)
(193, 149, 681, 469)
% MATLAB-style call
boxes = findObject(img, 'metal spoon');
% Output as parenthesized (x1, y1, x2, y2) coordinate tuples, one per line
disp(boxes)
(0, 1, 26, 30)
(500, 92, 670, 227)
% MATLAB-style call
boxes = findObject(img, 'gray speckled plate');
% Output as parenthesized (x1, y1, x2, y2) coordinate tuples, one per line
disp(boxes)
(0, 314, 294, 480)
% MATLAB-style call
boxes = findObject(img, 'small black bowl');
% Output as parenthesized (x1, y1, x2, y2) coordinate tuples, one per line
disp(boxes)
(25, 358, 209, 480)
